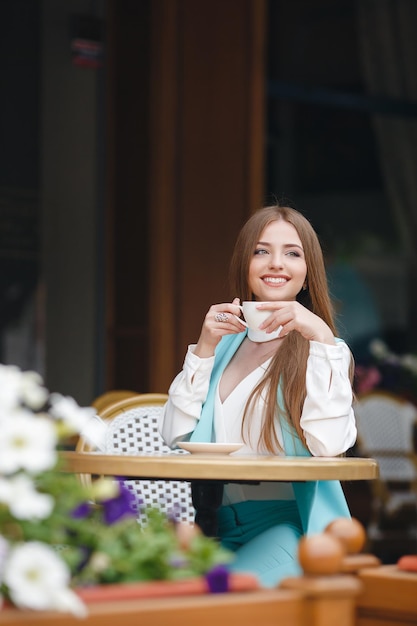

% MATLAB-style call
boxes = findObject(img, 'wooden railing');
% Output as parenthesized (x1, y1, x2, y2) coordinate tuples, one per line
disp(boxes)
(1, 519, 416, 626)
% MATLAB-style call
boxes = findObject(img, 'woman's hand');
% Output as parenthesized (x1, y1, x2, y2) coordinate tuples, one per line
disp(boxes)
(257, 301, 335, 345)
(194, 297, 246, 357)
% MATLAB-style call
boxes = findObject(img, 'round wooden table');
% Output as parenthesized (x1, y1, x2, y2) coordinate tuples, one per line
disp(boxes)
(61, 451, 378, 482)
(61, 451, 378, 536)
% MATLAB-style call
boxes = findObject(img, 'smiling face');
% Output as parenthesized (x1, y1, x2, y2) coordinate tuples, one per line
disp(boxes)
(248, 219, 307, 302)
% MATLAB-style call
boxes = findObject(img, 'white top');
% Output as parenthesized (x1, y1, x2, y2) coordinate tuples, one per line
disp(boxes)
(161, 339, 357, 505)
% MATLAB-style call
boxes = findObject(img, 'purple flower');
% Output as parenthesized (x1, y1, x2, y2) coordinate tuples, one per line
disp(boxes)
(115, 478, 144, 513)
(166, 502, 183, 524)
(168, 554, 187, 569)
(205, 564, 230, 594)
(101, 482, 137, 525)
(71, 501, 92, 519)
(75, 545, 92, 573)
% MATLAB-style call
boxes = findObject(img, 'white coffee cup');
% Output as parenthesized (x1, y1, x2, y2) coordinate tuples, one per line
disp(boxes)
(236, 301, 283, 342)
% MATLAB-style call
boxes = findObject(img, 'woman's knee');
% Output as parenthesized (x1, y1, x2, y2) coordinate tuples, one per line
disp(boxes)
(228, 523, 303, 587)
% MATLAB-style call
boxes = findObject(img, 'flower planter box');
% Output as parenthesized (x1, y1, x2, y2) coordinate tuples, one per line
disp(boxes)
(76, 571, 259, 602)
(0, 575, 305, 626)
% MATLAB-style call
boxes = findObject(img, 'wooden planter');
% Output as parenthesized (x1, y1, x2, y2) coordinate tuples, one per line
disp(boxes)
(76, 572, 259, 602)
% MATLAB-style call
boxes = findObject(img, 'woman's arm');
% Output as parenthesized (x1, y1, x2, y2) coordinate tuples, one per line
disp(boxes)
(300, 340, 357, 457)
(160, 346, 215, 447)
(161, 298, 244, 446)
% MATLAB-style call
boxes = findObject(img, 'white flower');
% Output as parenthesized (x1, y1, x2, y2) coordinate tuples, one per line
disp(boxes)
(0, 412, 57, 475)
(0, 534, 10, 580)
(369, 338, 390, 359)
(0, 365, 47, 412)
(89, 551, 111, 573)
(19, 370, 49, 410)
(49, 393, 97, 432)
(92, 477, 119, 500)
(4, 542, 87, 616)
(401, 354, 417, 376)
(47, 586, 87, 617)
(0, 364, 24, 411)
(0, 475, 54, 520)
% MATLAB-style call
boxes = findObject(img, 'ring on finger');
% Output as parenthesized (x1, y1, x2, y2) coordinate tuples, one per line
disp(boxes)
(215, 312, 229, 323)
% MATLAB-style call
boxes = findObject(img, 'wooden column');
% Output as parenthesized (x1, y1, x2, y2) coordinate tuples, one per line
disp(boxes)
(105, 1, 152, 392)
(148, 0, 266, 391)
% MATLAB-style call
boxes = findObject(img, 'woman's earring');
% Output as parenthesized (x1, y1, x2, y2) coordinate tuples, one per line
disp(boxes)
(303, 281, 308, 291)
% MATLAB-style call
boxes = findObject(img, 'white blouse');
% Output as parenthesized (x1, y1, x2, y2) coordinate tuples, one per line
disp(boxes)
(160, 339, 357, 505)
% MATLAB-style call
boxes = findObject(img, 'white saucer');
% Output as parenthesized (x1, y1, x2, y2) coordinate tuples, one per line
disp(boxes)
(177, 442, 244, 455)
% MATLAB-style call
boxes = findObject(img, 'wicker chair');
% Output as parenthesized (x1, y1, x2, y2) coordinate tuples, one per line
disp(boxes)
(76, 393, 195, 525)
(91, 389, 138, 414)
(354, 390, 417, 550)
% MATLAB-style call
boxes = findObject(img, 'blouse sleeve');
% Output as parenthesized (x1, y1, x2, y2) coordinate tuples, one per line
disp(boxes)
(160, 345, 215, 447)
(300, 340, 357, 457)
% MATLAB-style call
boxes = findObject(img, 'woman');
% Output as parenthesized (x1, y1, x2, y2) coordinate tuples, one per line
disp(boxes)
(161, 205, 357, 587)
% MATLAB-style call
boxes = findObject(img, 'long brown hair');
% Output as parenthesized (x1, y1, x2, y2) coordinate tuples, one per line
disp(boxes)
(229, 205, 344, 452)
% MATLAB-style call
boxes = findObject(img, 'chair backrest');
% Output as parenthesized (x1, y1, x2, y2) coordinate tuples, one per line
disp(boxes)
(354, 390, 417, 482)
(77, 393, 195, 525)
(91, 389, 138, 414)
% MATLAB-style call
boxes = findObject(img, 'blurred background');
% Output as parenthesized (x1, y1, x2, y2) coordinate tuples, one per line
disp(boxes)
(4, 0, 416, 403)
(1, 0, 417, 562)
